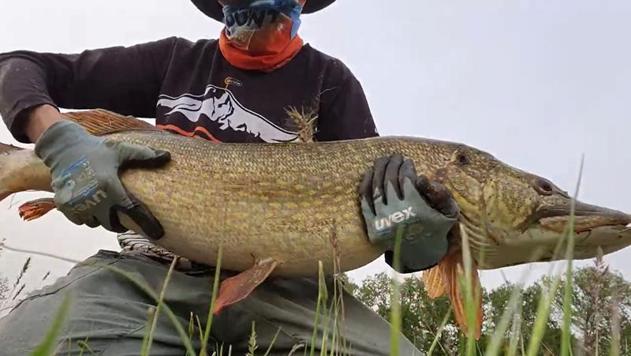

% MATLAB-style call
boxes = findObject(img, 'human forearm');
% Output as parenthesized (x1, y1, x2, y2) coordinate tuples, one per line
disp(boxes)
(0, 38, 177, 142)
(0, 55, 56, 142)
(23, 104, 63, 142)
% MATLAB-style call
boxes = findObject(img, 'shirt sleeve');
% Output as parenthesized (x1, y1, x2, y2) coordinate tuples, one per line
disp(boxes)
(0, 37, 178, 142)
(315, 59, 379, 141)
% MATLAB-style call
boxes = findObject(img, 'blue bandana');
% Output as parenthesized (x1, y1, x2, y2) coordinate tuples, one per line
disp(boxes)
(221, 0, 304, 39)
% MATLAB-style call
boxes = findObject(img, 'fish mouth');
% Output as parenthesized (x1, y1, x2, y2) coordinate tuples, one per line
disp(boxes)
(533, 199, 631, 260)
(474, 201, 631, 269)
(538, 200, 631, 233)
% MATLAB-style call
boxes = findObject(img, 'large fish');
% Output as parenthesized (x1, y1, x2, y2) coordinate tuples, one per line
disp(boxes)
(1, 109, 629, 337)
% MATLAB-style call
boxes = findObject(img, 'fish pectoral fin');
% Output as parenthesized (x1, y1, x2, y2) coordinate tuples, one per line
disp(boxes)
(445, 251, 483, 340)
(19, 198, 57, 221)
(422, 252, 482, 338)
(422, 264, 448, 298)
(213, 258, 278, 315)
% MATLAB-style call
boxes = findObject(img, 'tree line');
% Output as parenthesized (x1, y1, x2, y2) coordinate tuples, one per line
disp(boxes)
(342, 259, 631, 355)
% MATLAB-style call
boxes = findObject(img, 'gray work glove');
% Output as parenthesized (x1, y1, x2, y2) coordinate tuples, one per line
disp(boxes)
(34, 120, 171, 239)
(360, 154, 459, 273)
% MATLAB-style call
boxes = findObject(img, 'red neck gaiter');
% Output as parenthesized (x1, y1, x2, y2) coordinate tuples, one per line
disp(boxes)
(219, 30, 303, 72)
(218, 0, 306, 72)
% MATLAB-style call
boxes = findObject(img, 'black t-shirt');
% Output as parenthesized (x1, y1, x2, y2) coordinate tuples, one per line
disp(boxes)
(0, 37, 378, 143)
(0, 36, 387, 266)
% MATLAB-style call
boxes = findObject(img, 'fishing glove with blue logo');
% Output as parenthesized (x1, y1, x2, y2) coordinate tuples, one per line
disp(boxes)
(34, 119, 171, 239)
(360, 154, 459, 272)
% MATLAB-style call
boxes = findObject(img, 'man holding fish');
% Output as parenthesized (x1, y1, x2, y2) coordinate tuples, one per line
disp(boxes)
(0, 0, 457, 354)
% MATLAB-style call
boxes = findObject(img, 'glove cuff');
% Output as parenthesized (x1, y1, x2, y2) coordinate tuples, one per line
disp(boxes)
(34, 120, 89, 165)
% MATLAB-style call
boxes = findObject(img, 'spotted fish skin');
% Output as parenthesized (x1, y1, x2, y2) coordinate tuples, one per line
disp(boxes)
(1, 109, 630, 277)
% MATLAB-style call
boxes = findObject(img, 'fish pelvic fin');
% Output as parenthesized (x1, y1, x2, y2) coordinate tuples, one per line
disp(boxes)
(19, 198, 56, 221)
(213, 258, 278, 315)
(423, 250, 483, 340)
(62, 109, 158, 136)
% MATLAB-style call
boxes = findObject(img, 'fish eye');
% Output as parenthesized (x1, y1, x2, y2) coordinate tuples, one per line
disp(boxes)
(456, 153, 470, 166)
(534, 178, 554, 195)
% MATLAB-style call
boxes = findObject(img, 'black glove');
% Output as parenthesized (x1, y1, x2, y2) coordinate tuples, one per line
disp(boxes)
(360, 154, 459, 273)
(35, 120, 171, 239)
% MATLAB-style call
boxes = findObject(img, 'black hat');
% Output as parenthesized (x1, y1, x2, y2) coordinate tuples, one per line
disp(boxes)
(191, 0, 336, 22)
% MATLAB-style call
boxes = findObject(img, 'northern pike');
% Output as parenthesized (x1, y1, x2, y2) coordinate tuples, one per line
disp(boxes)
(1, 109, 629, 338)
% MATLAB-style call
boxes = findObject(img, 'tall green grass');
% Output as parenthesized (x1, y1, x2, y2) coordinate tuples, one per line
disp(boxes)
(22, 246, 628, 355)
(20, 240, 629, 355)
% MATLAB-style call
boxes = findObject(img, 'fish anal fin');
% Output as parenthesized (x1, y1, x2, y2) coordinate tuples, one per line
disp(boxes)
(443, 251, 483, 340)
(19, 198, 56, 221)
(62, 109, 157, 136)
(213, 258, 278, 315)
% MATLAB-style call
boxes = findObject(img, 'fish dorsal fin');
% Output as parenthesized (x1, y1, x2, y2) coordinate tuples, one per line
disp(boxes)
(62, 109, 158, 136)
(424, 251, 483, 340)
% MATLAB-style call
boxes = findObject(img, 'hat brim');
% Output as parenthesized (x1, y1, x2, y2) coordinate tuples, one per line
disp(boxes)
(191, 0, 336, 22)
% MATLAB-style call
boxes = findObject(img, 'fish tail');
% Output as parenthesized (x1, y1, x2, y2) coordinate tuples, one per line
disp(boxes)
(0, 142, 51, 202)
(0, 143, 24, 201)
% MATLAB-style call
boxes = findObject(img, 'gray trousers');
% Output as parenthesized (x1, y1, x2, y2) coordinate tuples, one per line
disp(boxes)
(0, 250, 421, 355)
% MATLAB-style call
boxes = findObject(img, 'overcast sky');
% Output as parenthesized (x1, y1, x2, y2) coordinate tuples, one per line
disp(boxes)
(1, 0, 630, 299)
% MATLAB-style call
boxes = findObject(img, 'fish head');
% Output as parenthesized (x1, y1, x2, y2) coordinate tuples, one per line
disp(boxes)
(434, 144, 631, 269)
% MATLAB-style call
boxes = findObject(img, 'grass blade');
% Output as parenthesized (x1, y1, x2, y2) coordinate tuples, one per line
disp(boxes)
(561, 155, 584, 356)
(459, 226, 477, 356)
(141, 257, 178, 356)
(30, 293, 71, 356)
(103, 265, 196, 355)
(427, 306, 452, 356)
(389, 228, 404, 356)
(307, 261, 327, 356)
(201, 246, 223, 356)
(485, 283, 524, 356)
(609, 294, 622, 356)
(262, 327, 282, 356)
(506, 310, 522, 356)
(527, 156, 583, 356)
